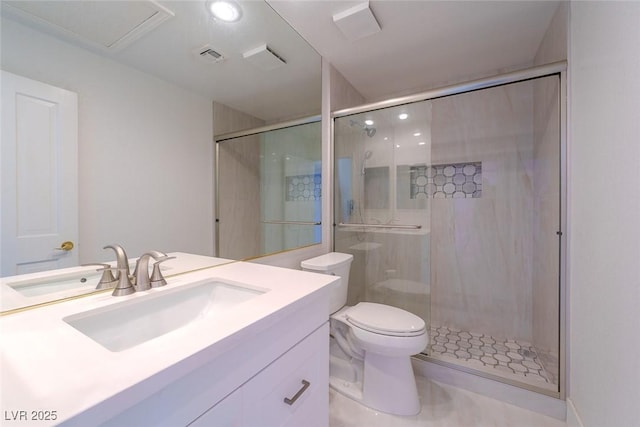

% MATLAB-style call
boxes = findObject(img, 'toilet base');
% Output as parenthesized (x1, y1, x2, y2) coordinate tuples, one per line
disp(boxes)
(329, 343, 422, 416)
(363, 352, 421, 416)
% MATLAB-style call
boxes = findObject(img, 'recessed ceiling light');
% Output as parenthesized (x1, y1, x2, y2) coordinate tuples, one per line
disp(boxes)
(206, 0, 242, 22)
(398, 113, 408, 120)
(418, 141, 426, 146)
(364, 119, 374, 126)
(396, 144, 401, 148)
(413, 132, 421, 137)
(384, 137, 388, 141)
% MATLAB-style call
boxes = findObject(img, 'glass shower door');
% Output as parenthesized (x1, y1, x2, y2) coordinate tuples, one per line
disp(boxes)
(217, 121, 321, 260)
(333, 74, 561, 394)
(334, 102, 432, 331)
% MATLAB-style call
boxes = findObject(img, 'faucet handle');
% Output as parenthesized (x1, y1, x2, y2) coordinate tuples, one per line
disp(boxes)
(134, 251, 169, 292)
(81, 263, 118, 289)
(150, 256, 175, 288)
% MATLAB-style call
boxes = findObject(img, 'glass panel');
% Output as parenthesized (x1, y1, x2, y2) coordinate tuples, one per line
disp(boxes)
(427, 76, 560, 392)
(218, 121, 321, 259)
(334, 102, 432, 330)
(333, 75, 560, 393)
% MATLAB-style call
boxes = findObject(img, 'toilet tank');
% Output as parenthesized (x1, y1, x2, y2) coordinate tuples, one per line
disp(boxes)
(301, 252, 353, 314)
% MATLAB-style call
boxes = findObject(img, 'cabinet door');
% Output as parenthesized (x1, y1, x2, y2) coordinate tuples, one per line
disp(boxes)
(189, 387, 242, 427)
(243, 323, 329, 427)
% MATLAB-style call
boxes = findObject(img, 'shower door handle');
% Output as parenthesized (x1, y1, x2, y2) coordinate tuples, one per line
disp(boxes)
(338, 222, 422, 230)
(262, 220, 321, 225)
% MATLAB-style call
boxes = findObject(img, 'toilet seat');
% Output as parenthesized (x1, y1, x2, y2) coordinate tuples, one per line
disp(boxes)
(345, 302, 426, 337)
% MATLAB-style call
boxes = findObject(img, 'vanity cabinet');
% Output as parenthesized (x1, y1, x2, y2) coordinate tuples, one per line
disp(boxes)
(191, 323, 328, 426)
(95, 298, 330, 427)
(5, 261, 336, 427)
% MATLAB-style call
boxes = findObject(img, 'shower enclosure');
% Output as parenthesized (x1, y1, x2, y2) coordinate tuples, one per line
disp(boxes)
(333, 67, 564, 396)
(216, 120, 322, 260)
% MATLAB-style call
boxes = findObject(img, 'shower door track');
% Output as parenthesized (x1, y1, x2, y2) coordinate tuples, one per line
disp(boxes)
(332, 61, 566, 118)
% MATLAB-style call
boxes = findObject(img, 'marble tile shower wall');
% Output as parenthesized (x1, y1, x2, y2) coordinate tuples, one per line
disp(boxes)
(532, 75, 561, 358)
(335, 228, 430, 311)
(262, 125, 321, 255)
(214, 102, 264, 260)
(218, 136, 261, 260)
(430, 81, 536, 342)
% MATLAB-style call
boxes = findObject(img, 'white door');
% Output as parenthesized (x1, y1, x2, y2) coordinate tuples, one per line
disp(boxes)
(1, 71, 78, 276)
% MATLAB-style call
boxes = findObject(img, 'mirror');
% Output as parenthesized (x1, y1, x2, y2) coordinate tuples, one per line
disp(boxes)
(217, 120, 322, 260)
(0, 0, 321, 312)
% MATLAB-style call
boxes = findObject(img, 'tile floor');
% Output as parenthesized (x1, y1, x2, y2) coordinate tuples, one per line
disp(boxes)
(427, 325, 558, 391)
(329, 376, 566, 427)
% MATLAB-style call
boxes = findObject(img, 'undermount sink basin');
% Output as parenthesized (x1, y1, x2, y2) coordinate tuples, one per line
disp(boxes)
(6, 262, 168, 298)
(63, 280, 266, 352)
(7, 270, 104, 297)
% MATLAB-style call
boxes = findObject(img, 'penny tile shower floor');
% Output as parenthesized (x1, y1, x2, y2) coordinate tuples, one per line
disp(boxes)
(428, 325, 558, 391)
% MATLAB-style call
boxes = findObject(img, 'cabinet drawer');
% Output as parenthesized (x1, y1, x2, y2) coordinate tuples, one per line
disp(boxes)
(243, 323, 329, 427)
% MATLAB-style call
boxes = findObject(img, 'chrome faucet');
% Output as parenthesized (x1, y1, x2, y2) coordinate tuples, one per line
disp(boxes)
(103, 244, 135, 296)
(103, 244, 130, 278)
(100, 245, 174, 296)
(132, 251, 174, 291)
(80, 263, 118, 290)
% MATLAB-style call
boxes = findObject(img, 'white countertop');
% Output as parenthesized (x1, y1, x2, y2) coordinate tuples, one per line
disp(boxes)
(0, 252, 234, 313)
(0, 259, 336, 425)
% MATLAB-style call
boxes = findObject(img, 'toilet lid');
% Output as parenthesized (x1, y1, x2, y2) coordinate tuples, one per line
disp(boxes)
(345, 302, 426, 336)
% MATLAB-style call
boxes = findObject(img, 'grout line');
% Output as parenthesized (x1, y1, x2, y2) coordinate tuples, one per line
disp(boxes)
(427, 325, 558, 388)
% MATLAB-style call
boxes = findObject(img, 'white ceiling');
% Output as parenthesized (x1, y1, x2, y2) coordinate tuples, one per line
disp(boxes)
(268, 0, 561, 102)
(2, 1, 560, 121)
(1, 0, 322, 122)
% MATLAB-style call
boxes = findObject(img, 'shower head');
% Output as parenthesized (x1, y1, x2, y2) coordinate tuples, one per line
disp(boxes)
(350, 119, 376, 138)
(361, 150, 373, 175)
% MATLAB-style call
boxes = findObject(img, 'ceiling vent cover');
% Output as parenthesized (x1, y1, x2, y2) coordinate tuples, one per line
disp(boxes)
(333, 1, 381, 41)
(242, 44, 286, 71)
(194, 45, 226, 63)
(2, 0, 174, 52)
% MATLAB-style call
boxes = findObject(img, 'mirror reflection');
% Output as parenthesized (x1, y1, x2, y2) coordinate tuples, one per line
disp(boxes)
(0, 0, 321, 311)
(217, 120, 322, 260)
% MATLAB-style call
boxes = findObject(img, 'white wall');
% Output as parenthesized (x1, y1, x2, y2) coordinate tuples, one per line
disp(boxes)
(568, 2, 640, 426)
(1, 18, 214, 263)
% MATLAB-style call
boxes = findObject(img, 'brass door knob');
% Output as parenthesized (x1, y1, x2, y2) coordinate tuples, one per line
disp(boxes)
(55, 241, 75, 251)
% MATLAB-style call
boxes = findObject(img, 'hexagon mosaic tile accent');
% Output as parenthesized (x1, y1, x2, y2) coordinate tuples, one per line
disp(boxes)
(286, 174, 321, 201)
(428, 325, 558, 388)
(411, 162, 482, 199)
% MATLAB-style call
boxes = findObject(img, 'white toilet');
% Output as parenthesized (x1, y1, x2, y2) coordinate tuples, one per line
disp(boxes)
(301, 252, 428, 416)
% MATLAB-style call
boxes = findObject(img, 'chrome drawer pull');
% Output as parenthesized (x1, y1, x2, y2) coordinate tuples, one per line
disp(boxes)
(284, 380, 310, 405)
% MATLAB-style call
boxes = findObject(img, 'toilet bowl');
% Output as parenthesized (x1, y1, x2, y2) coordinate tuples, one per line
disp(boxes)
(301, 253, 429, 416)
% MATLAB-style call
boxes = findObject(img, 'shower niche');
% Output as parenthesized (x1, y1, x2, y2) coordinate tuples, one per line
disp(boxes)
(334, 73, 562, 396)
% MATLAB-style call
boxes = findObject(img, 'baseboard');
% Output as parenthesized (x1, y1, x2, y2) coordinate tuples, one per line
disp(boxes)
(566, 398, 585, 427)
(412, 358, 567, 421)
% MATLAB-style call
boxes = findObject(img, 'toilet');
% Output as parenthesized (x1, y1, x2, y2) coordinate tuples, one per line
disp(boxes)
(301, 252, 428, 416)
